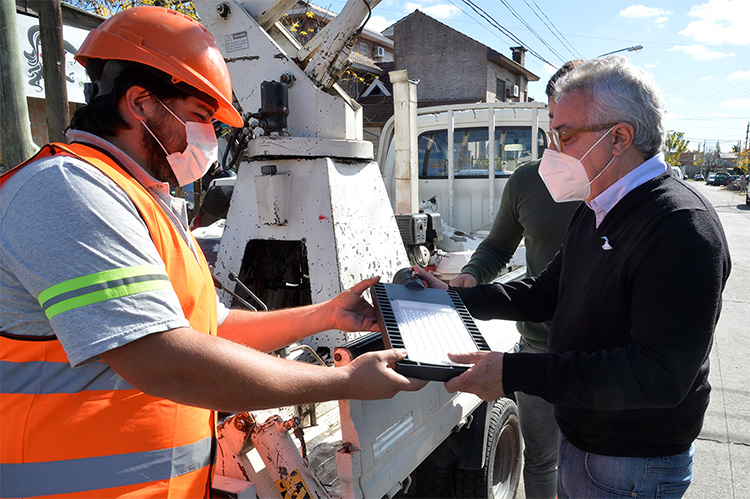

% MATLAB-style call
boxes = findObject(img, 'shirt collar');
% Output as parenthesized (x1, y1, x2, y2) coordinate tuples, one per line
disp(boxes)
(65, 129, 198, 255)
(587, 153, 668, 227)
(65, 129, 171, 196)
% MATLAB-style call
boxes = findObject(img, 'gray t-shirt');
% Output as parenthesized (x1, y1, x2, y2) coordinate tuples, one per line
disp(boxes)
(0, 132, 226, 366)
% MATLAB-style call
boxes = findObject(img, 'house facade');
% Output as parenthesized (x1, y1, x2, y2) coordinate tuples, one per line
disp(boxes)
(383, 10, 538, 105)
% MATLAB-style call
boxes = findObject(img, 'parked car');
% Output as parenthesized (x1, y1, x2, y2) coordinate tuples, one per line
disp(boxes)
(714, 172, 730, 186)
(694, 173, 704, 181)
(706, 172, 717, 184)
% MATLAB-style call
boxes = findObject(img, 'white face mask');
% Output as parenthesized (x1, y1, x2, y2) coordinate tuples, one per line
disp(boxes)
(538, 126, 616, 202)
(141, 100, 218, 187)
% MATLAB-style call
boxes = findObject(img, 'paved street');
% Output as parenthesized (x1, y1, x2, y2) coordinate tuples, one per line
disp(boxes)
(685, 181, 750, 499)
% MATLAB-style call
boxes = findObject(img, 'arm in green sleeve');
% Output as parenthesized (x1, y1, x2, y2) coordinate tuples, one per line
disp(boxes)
(460, 173, 524, 284)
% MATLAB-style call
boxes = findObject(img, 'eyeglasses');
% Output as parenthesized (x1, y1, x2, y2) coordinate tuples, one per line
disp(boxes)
(548, 123, 618, 152)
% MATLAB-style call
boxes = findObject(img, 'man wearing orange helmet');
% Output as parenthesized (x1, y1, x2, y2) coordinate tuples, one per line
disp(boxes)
(0, 7, 425, 498)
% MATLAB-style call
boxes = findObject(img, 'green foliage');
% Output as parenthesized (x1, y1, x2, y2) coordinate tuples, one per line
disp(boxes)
(665, 131, 690, 166)
(65, 0, 197, 20)
(738, 146, 749, 173)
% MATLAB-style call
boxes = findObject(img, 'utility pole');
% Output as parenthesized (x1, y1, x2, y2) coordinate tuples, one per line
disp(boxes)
(0, 0, 37, 171)
(37, 0, 69, 144)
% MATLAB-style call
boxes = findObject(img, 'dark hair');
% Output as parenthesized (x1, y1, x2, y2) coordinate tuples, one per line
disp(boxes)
(69, 59, 191, 137)
(545, 59, 585, 98)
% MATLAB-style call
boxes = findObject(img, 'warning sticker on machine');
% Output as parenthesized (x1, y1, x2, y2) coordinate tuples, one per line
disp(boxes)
(275, 469, 312, 499)
(225, 32, 250, 53)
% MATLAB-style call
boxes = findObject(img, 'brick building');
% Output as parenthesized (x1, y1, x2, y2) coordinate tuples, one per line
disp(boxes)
(382, 10, 539, 105)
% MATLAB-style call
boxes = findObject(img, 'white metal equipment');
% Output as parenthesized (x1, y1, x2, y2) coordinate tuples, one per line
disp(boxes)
(194, 1, 521, 498)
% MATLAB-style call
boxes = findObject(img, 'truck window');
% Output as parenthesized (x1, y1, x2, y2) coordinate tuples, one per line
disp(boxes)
(418, 127, 547, 178)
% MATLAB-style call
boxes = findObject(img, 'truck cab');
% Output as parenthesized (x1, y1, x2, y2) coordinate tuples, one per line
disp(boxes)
(378, 101, 550, 235)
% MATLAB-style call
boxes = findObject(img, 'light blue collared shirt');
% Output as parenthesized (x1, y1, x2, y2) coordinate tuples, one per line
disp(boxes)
(587, 153, 669, 227)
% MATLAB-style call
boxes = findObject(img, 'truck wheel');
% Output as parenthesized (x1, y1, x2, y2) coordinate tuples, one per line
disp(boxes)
(453, 398, 521, 499)
(402, 442, 455, 498)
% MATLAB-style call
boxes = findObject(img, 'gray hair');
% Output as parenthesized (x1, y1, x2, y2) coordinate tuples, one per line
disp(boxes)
(553, 56, 665, 158)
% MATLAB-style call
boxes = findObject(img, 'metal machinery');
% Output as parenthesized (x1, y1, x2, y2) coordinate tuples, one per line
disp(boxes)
(193, 1, 521, 497)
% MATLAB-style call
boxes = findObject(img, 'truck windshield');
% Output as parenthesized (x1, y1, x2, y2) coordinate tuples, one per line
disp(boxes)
(418, 127, 547, 178)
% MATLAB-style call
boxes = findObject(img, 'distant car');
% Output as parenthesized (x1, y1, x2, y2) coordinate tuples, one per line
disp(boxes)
(671, 166, 684, 180)
(714, 172, 730, 186)
(706, 172, 717, 184)
(694, 174, 704, 181)
(746, 187, 749, 206)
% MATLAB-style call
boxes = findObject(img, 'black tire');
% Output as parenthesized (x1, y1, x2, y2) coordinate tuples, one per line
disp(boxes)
(453, 398, 522, 499)
(402, 442, 456, 498)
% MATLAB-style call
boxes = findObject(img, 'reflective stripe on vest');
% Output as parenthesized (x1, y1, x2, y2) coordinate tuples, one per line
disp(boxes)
(0, 436, 213, 498)
(0, 359, 135, 394)
(0, 143, 219, 498)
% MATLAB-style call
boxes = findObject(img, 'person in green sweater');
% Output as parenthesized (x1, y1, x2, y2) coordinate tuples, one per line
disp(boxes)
(450, 60, 583, 499)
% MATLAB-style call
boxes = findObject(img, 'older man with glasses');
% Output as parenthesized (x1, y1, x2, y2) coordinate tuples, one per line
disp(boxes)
(418, 56, 731, 498)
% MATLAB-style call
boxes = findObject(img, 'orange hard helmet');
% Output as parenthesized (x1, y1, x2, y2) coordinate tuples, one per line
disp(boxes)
(75, 6, 243, 127)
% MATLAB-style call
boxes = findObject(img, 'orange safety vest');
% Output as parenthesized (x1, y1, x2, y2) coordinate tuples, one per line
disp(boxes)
(0, 143, 218, 498)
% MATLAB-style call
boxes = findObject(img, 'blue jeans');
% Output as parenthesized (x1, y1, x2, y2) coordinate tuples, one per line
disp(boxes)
(515, 340, 559, 498)
(557, 434, 694, 498)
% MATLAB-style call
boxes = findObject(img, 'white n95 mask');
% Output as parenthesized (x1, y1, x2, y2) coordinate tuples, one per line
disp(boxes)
(538, 126, 616, 202)
(141, 101, 219, 187)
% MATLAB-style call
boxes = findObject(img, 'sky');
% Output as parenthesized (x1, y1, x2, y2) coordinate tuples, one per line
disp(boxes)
(328, 0, 750, 153)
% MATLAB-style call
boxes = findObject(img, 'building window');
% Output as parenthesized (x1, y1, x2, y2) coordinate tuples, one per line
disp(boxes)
(496, 79, 506, 102)
(360, 41, 368, 55)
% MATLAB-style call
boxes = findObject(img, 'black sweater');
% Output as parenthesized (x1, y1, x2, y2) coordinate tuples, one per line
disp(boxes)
(456, 173, 731, 457)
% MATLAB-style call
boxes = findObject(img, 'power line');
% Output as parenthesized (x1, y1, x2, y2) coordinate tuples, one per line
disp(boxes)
(458, 0, 557, 68)
(493, 0, 568, 64)
(523, 0, 582, 60)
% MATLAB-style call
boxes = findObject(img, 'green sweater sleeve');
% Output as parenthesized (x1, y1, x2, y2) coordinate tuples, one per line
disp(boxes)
(460, 170, 523, 284)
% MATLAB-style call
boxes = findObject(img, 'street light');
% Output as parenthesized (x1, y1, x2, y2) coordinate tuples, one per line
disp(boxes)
(598, 45, 644, 57)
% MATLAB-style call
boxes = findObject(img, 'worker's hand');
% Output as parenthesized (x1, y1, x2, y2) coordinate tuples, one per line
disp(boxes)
(326, 276, 381, 332)
(412, 265, 449, 290)
(450, 273, 477, 287)
(444, 351, 505, 401)
(345, 349, 428, 399)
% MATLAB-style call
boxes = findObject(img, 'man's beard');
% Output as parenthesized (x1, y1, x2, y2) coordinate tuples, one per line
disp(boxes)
(140, 112, 186, 187)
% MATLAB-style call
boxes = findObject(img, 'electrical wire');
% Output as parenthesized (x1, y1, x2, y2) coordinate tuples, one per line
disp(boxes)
(523, 0, 582, 60)
(494, 0, 568, 63)
(458, 0, 557, 68)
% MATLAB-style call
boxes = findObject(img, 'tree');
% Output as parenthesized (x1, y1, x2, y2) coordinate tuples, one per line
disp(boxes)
(738, 146, 749, 174)
(665, 131, 690, 166)
(65, 0, 197, 19)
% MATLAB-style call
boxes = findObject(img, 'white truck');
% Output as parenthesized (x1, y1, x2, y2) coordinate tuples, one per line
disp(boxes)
(376, 101, 550, 280)
(191, 1, 549, 497)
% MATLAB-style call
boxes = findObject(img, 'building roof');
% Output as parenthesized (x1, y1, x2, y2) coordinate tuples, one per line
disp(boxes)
(348, 51, 384, 75)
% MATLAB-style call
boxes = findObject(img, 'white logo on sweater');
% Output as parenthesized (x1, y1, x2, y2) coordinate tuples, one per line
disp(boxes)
(601, 236, 613, 251)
